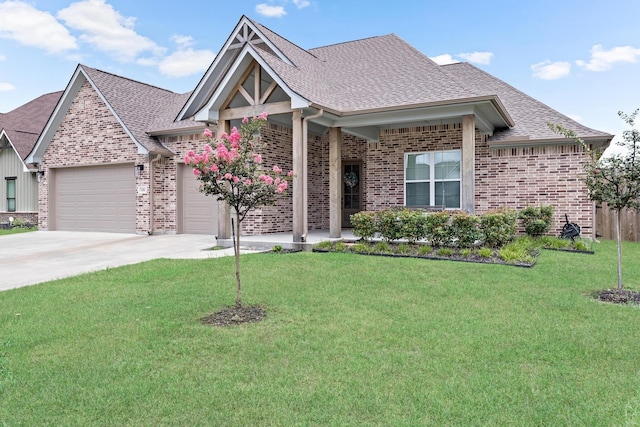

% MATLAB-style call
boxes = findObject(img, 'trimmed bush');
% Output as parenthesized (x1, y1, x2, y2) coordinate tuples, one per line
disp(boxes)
(449, 212, 481, 248)
(376, 208, 405, 242)
(398, 209, 427, 243)
(480, 208, 518, 248)
(519, 205, 554, 237)
(425, 211, 451, 247)
(350, 211, 377, 241)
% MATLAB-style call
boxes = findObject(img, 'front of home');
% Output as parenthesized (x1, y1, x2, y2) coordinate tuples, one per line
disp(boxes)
(27, 15, 612, 242)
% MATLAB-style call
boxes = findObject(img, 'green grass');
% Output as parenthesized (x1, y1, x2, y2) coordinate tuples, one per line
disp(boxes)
(0, 227, 37, 236)
(1, 240, 640, 425)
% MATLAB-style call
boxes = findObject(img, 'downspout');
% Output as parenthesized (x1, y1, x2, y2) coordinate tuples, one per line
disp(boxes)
(301, 109, 324, 241)
(149, 153, 162, 234)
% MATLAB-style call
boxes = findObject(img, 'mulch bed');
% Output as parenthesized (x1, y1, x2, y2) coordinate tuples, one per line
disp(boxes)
(596, 289, 640, 305)
(201, 305, 266, 327)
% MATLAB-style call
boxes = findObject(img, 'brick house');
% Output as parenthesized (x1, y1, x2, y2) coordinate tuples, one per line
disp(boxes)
(1, 91, 62, 225)
(28, 15, 612, 241)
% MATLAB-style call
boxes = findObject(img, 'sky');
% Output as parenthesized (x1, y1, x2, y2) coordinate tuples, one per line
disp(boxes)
(1, 0, 639, 148)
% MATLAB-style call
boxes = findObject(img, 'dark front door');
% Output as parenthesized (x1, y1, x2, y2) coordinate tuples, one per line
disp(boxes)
(342, 162, 362, 228)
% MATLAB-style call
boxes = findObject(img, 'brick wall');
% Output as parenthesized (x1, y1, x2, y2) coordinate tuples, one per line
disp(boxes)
(40, 81, 144, 232)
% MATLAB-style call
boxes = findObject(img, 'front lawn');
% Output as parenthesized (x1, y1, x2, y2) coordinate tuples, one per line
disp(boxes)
(0, 227, 36, 236)
(1, 240, 639, 425)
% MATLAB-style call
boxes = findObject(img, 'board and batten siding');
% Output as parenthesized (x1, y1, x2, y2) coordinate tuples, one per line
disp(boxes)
(0, 147, 38, 213)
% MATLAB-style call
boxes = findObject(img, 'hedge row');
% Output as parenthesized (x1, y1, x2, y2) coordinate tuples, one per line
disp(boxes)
(350, 208, 521, 248)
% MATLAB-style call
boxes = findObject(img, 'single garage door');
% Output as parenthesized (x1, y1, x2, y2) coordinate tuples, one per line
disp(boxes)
(54, 164, 136, 233)
(180, 164, 218, 234)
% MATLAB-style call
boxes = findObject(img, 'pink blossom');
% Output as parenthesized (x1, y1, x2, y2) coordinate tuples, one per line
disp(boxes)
(244, 179, 252, 185)
(224, 173, 233, 180)
(204, 144, 213, 153)
(228, 128, 241, 145)
(253, 154, 262, 163)
(184, 154, 192, 164)
(276, 182, 288, 193)
(233, 176, 240, 183)
(258, 111, 268, 121)
(219, 131, 229, 140)
(274, 178, 281, 185)
(203, 128, 213, 138)
(287, 170, 294, 177)
(193, 169, 201, 176)
(242, 117, 249, 124)
(210, 164, 219, 173)
(272, 165, 282, 174)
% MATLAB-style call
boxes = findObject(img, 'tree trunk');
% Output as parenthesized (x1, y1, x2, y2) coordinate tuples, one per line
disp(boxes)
(615, 209, 623, 292)
(233, 217, 242, 308)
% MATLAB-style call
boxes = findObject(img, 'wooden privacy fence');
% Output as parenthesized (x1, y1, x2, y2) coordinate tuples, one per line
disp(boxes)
(595, 203, 640, 242)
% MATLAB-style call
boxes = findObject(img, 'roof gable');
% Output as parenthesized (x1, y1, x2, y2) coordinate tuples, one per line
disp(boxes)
(28, 65, 187, 163)
(0, 91, 62, 166)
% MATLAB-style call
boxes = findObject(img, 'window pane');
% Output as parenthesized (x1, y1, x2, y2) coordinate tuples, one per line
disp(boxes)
(406, 182, 430, 206)
(435, 151, 461, 180)
(406, 153, 430, 180)
(7, 199, 16, 212)
(435, 181, 460, 208)
(6, 180, 16, 198)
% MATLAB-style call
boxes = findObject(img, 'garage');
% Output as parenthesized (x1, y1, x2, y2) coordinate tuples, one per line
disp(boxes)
(53, 164, 136, 233)
(179, 164, 218, 234)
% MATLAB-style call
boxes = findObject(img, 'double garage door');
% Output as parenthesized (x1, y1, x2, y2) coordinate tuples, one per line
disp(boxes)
(52, 164, 218, 234)
(53, 164, 136, 233)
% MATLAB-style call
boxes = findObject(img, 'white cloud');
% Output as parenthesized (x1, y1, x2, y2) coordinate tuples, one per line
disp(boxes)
(292, 0, 311, 8)
(57, 0, 164, 62)
(567, 114, 583, 123)
(256, 3, 287, 17)
(171, 35, 194, 49)
(576, 44, 640, 72)
(0, 82, 16, 92)
(0, 1, 77, 54)
(0, 54, 5, 61)
(430, 54, 459, 65)
(159, 48, 216, 78)
(458, 51, 494, 65)
(531, 60, 571, 80)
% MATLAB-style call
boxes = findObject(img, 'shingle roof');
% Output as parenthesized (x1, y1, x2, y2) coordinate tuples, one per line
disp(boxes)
(0, 91, 62, 160)
(439, 62, 611, 141)
(81, 66, 190, 152)
(252, 21, 478, 113)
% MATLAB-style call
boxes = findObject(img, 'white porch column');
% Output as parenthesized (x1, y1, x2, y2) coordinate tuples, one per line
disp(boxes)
(292, 110, 305, 242)
(329, 127, 342, 238)
(462, 114, 476, 213)
(217, 120, 232, 239)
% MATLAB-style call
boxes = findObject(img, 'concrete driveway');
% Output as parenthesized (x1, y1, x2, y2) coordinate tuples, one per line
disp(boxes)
(0, 231, 249, 291)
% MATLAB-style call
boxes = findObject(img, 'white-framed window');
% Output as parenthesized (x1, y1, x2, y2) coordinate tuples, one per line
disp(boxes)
(404, 150, 461, 209)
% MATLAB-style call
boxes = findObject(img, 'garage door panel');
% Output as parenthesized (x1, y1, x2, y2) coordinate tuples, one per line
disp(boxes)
(55, 164, 135, 233)
(181, 165, 218, 234)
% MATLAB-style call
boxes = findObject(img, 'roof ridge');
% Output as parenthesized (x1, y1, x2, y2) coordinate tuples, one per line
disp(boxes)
(80, 65, 177, 95)
(251, 19, 320, 61)
(309, 33, 394, 51)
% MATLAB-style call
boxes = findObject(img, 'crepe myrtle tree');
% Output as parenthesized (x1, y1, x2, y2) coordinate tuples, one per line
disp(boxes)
(550, 109, 640, 292)
(185, 113, 293, 307)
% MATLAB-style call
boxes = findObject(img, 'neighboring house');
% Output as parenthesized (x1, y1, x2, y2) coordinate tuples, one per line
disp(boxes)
(0, 92, 62, 225)
(28, 15, 612, 241)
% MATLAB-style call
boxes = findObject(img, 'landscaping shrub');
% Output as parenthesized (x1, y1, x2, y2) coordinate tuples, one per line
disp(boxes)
(373, 241, 392, 254)
(418, 245, 432, 256)
(480, 208, 517, 248)
(398, 209, 427, 243)
(436, 247, 455, 257)
(476, 247, 493, 258)
(314, 240, 332, 250)
(376, 208, 405, 242)
(449, 212, 481, 248)
(425, 211, 451, 247)
(352, 243, 371, 253)
(333, 242, 348, 252)
(350, 211, 377, 241)
(519, 205, 554, 236)
(397, 243, 412, 254)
